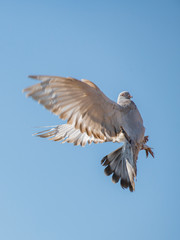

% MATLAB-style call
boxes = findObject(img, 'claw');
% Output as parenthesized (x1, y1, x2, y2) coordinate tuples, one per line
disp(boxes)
(142, 144, 154, 158)
(147, 147, 154, 158)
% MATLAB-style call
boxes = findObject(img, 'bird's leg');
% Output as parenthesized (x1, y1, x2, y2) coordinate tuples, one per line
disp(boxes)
(143, 135, 149, 144)
(141, 136, 154, 158)
(120, 127, 131, 144)
(141, 144, 154, 158)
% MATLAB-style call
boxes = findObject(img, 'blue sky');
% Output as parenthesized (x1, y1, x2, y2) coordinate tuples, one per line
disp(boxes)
(0, 0, 180, 239)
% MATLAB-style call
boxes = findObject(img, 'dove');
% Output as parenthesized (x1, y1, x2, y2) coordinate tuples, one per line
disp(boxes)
(24, 75, 154, 192)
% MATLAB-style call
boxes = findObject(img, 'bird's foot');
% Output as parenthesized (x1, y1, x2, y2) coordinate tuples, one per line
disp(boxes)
(143, 136, 149, 144)
(142, 144, 154, 158)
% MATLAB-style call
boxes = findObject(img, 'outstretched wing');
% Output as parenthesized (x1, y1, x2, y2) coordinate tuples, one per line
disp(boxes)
(24, 75, 128, 141)
(35, 124, 105, 146)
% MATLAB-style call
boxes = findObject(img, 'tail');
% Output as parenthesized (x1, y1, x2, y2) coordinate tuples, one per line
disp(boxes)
(101, 142, 137, 192)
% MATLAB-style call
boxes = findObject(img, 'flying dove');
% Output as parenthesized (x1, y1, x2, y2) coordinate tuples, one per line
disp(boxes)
(24, 75, 154, 192)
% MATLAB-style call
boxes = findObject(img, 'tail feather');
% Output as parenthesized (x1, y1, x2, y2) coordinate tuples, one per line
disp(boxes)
(101, 143, 136, 192)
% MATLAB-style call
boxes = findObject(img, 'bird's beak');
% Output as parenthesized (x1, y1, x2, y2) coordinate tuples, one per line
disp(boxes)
(130, 95, 133, 98)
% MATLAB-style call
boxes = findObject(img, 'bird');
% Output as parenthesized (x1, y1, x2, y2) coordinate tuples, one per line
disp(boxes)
(24, 75, 154, 192)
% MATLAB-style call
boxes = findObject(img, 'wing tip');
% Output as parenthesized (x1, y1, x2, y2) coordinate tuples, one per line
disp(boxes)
(28, 75, 39, 80)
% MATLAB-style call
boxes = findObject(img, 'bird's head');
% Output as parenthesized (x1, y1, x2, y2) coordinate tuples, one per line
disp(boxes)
(117, 91, 133, 104)
(120, 91, 133, 99)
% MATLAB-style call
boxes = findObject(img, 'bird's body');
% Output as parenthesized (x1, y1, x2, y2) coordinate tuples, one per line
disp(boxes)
(24, 75, 154, 191)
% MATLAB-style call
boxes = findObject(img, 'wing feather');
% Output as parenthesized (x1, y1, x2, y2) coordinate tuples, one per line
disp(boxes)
(35, 124, 104, 146)
(24, 75, 127, 141)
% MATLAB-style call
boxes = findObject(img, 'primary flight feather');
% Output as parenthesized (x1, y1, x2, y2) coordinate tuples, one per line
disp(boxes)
(24, 75, 154, 192)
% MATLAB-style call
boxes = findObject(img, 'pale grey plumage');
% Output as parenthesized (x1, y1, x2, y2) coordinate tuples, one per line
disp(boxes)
(24, 75, 154, 192)
(35, 123, 104, 146)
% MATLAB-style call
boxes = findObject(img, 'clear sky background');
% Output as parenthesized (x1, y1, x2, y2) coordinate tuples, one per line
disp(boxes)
(0, 0, 180, 239)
